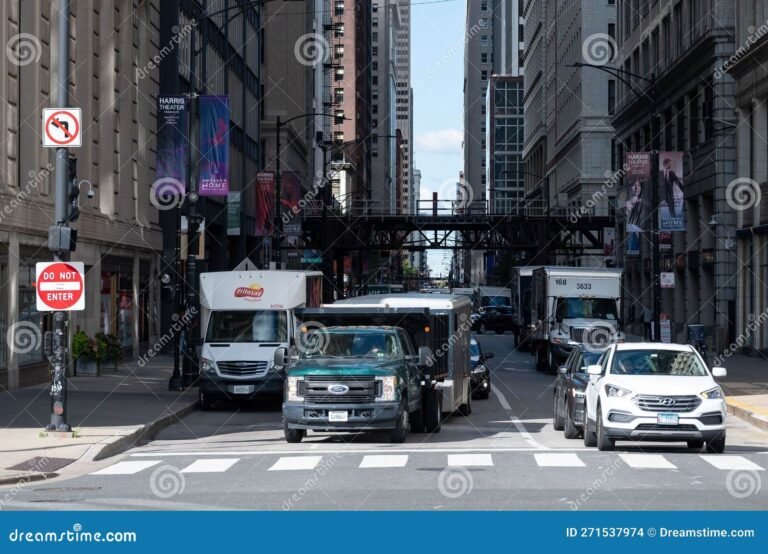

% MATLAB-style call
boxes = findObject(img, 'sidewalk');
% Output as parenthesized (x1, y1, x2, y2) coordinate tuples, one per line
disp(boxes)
(0, 355, 197, 486)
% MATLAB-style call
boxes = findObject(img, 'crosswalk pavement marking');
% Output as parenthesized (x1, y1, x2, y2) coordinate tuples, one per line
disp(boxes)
(359, 455, 409, 468)
(447, 453, 493, 467)
(268, 456, 323, 471)
(701, 455, 765, 472)
(91, 460, 161, 475)
(180, 458, 240, 473)
(619, 454, 677, 469)
(534, 453, 585, 467)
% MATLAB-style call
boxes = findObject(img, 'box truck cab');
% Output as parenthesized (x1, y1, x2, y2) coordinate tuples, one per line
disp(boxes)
(197, 269, 322, 409)
(531, 267, 624, 373)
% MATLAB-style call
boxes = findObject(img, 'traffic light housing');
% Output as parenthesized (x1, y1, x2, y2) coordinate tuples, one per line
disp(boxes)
(67, 155, 79, 222)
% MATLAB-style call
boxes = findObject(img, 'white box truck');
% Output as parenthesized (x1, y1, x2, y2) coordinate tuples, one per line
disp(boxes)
(197, 269, 323, 409)
(531, 267, 624, 373)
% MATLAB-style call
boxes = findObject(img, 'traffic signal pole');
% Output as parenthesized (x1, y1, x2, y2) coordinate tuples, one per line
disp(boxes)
(46, 0, 72, 432)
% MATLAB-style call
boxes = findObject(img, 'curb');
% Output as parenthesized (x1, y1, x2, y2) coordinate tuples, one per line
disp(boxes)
(0, 472, 58, 487)
(86, 401, 198, 462)
(726, 398, 768, 434)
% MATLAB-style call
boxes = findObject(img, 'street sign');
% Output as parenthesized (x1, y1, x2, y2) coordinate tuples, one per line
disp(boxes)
(35, 261, 85, 311)
(42, 108, 82, 148)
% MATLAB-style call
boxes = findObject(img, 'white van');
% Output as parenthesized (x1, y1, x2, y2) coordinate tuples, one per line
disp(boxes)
(197, 269, 323, 409)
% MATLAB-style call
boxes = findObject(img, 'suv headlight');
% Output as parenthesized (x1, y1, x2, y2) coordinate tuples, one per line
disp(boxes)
(286, 376, 303, 401)
(605, 384, 632, 398)
(200, 357, 216, 374)
(472, 364, 486, 374)
(700, 386, 724, 400)
(376, 376, 398, 402)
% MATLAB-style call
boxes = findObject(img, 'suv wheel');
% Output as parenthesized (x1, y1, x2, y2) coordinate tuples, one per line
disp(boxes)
(564, 407, 580, 439)
(553, 394, 565, 431)
(596, 407, 615, 451)
(583, 417, 597, 447)
(706, 432, 726, 454)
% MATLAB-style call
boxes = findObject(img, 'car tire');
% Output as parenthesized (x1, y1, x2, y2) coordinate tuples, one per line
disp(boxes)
(706, 432, 726, 454)
(553, 393, 565, 431)
(596, 407, 615, 451)
(198, 391, 214, 411)
(284, 421, 305, 444)
(687, 440, 704, 450)
(389, 400, 410, 443)
(458, 385, 472, 416)
(583, 417, 597, 447)
(424, 389, 442, 433)
(564, 407, 581, 439)
(479, 323, 486, 335)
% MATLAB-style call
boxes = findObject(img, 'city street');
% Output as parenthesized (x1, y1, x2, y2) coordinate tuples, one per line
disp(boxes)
(4, 333, 767, 511)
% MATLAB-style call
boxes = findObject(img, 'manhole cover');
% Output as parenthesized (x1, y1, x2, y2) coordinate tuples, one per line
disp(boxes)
(7, 457, 75, 473)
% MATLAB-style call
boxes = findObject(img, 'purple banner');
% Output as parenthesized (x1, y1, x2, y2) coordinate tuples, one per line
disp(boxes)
(255, 172, 275, 237)
(198, 96, 230, 196)
(156, 95, 188, 194)
(282, 171, 302, 237)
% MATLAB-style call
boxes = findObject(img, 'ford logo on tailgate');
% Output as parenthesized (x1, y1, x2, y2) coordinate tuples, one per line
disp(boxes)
(327, 384, 349, 395)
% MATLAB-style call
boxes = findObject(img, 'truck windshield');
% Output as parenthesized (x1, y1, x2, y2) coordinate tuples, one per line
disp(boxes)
(482, 295, 510, 308)
(206, 311, 288, 343)
(300, 330, 401, 359)
(556, 298, 618, 320)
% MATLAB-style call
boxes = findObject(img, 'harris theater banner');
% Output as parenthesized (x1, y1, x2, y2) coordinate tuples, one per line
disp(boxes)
(659, 151, 685, 231)
(282, 171, 302, 239)
(156, 95, 188, 194)
(198, 95, 230, 196)
(624, 152, 651, 233)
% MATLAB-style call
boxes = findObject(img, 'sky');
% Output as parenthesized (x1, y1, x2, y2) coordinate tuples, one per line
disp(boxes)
(411, 0, 466, 278)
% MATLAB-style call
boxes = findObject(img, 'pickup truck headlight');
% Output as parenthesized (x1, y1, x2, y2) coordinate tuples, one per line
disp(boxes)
(286, 376, 304, 401)
(700, 386, 724, 400)
(605, 384, 632, 398)
(199, 357, 216, 374)
(376, 376, 398, 402)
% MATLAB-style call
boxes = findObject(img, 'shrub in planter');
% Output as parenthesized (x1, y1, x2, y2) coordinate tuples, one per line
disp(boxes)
(72, 330, 99, 375)
(96, 333, 122, 370)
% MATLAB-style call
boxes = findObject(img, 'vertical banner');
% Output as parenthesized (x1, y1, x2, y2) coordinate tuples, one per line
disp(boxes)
(603, 227, 616, 258)
(227, 192, 241, 236)
(659, 151, 685, 231)
(282, 171, 302, 238)
(255, 172, 275, 237)
(156, 95, 188, 194)
(624, 152, 651, 233)
(198, 95, 230, 196)
(659, 231, 672, 251)
(626, 232, 640, 256)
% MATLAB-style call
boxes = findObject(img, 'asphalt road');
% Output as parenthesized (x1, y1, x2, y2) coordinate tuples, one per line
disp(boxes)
(4, 334, 768, 510)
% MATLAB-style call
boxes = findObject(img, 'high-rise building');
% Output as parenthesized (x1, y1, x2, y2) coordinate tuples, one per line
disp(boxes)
(394, 1, 413, 215)
(614, 0, 736, 345)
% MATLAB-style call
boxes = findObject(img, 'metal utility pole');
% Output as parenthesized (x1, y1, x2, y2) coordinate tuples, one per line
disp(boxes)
(649, 74, 661, 342)
(274, 116, 283, 268)
(47, 0, 72, 432)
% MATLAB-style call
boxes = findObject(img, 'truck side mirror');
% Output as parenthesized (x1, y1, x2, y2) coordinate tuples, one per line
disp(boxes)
(418, 346, 433, 367)
(274, 346, 288, 369)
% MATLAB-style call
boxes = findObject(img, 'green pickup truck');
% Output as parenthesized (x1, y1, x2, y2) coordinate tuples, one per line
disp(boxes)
(276, 325, 434, 444)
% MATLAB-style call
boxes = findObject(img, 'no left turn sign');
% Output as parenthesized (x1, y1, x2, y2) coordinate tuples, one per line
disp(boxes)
(36, 261, 85, 311)
(42, 108, 82, 147)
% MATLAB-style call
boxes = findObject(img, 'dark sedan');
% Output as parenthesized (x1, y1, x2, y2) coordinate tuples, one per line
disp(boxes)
(472, 306, 515, 335)
(470, 338, 494, 399)
(552, 345, 605, 439)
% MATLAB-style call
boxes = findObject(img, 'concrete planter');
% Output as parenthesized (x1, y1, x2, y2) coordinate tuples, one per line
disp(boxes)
(75, 357, 99, 376)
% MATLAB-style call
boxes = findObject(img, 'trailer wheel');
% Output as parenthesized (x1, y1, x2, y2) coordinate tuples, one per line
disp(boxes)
(535, 346, 547, 372)
(284, 420, 305, 443)
(410, 400, 425, 433)
(458, 384, 472, 416)
(424, 389, 442, 433)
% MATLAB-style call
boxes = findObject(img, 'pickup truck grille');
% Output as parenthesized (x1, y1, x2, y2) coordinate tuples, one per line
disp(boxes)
(301, 375, 377, 404)
(633, 395, 701, 413)
(217, 361, 269, 377)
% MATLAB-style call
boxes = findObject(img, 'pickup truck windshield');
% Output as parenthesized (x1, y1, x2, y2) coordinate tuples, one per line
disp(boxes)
(301, 330, 401, 359)
(206, 310, 288, 343)
(556, 298, 618, 320)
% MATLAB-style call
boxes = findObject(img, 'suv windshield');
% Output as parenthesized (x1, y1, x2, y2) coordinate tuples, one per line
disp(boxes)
(611, 349, 708, 376)
(300, 330, 401, 359)
(206, 310, 287, 343)
(556, 297, 618, 320)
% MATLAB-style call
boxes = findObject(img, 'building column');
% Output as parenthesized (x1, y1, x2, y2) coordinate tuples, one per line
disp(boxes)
(85, 253, 102, 337)
(132, 254, 140, 359)
(5, 232, 19, 389)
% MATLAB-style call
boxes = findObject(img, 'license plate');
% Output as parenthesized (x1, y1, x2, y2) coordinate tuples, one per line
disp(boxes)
(232, 385, 254, 394)
(657, 413, 679, 426)
(328, 411, 348, 422)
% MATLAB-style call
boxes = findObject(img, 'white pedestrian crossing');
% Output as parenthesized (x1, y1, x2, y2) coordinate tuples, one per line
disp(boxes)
(180, 458, 240, 473)
(92, 460, 161, 475)
(619, 454, 677, 469)
(534, 453, 585, 467)
(359, 455, 409, 468)
(268, 456, 323, 471)
(701, 455, 765, 472)
(447, 453, 493, 467)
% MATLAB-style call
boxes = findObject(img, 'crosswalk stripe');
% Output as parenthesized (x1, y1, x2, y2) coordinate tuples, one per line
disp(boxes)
(92, 460, 161, 475)
(701, 455, 765, 471)
(268, 456, 323, 471)
(359, 455, 409, 468)
(447, 453, 493, 467)
(534, 453, 585, 467)
(619, 454, 677, 469)
(180, 458, 240, 473)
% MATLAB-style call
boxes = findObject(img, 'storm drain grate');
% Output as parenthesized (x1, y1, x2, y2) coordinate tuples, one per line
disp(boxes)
(7, 457, 76, 473)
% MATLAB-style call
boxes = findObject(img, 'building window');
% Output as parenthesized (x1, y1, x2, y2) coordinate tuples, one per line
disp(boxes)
(481, 70, 488, 81)
(662, 15, 670, 65)
(674, 2, 682, 56)
(608, 80, 615, 114)
(335, 0, 344, 16)
(335, 67, 344, 81)
(480, 35, 488, 46)
(335, 23, 344, 38)
(481, 0, 488, 10)
(335, 45, 344, 58)
(334, 131, 344, 144)
(689, 89, 699, 148)
(481, 52, 488, 64)
(334, 88, 344, 103)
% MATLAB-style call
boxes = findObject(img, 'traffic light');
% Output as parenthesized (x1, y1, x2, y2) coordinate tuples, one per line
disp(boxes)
(67, 155, 80, 222)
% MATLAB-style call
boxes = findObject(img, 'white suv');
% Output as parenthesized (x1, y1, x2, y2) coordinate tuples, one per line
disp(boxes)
(583, 343, 727, 453)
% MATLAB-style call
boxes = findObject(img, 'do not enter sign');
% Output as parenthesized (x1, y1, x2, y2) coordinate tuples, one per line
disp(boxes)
(36, 261, 85, 311)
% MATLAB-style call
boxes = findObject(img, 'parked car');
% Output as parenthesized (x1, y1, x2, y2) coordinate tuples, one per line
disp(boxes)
(472, 306, 515, 335)
(470, 338, 494, 399)
(583, 343, 727, 452)
(553, 344, 606, 438)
